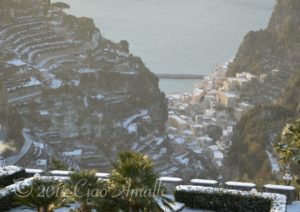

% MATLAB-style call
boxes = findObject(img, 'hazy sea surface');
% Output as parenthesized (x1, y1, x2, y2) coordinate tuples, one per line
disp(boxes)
(57, 0, 275, 93)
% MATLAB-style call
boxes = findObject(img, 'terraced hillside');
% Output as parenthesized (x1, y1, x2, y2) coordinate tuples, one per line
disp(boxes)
(0, 0, 168, 171)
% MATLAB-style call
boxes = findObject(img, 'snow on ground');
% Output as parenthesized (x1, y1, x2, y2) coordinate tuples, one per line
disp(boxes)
(25, 77, 42, 87)
(8, 91, 42, 104)
(287, 201, 300, 212)
(127, 123, 137, 134)
(122, 110, 148, 127)
(0, 166, 23, 177)
(159, 177, 183, 182)
(6, 59, 27, 67)
(264, 184, 296, 190)
(51, 78, 62, 89)
(266, 150, 280, 173)
(71, 80, 80, 86)
(155, 137, 164, 146)
(190, 179, 218, 185)
(225, 181, 256, 187)
(7, 77, 41, 92)
(91, 94, 105, 100)
(175, 153, 190, 166)
(6, 129, 33, 165)
(83, 96, 88, 108)
(132, 142, 138, 150)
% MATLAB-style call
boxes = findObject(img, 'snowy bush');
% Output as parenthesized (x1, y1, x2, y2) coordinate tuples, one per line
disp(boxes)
(174, 185, 287, 212)
(0, 166, 27, 187)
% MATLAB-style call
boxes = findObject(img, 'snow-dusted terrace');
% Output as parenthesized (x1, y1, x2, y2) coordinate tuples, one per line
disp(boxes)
(28, 42, 75, 63)
(6, 25, 47, 43)
(15, 16, 41, 24)
(15, 35, 60, 53)
(21, 40, 71, 56)
(0, 21, 42, 37)
(12, 31, 52, 46)
(6, 59, 26, 67)
(37, 51, 79, 67)
(6, 77, 42, 92)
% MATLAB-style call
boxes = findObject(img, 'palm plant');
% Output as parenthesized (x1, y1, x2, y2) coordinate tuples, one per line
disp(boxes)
(93, 187, 119, 212)
(14, 177, 64, 212)
(67, 169, 105, 212)
(109, 151, 173, 212)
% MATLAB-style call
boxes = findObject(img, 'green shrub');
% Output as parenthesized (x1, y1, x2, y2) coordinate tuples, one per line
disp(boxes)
(0, 190, 14, 211)
(174, 189, 272, 212)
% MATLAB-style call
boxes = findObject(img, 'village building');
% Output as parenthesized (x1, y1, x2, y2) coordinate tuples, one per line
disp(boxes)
(62, 149, 82, 162)
(208, 145, 224, 167)
(191, 88, 206, 104)
(168, 115, 189, 132)
(217, 88, 238, 107)
(172, 137, 186, 154)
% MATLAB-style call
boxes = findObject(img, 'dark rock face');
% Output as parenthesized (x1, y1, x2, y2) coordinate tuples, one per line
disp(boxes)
(267, 0, 300, 37)
(227, 0, 300, 77)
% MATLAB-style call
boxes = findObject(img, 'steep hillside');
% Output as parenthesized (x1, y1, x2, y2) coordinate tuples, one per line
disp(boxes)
(0, 0, 168, 169)
(225, 0, 300, 180)
(226, 70, 300, 179)
(226, 105, 295, 179)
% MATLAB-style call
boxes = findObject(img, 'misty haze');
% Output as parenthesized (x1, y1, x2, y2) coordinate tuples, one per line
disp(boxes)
(0, 0, 300, 211)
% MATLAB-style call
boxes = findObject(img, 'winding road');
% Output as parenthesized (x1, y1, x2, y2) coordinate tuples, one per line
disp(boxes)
(6, 128, 33, 165)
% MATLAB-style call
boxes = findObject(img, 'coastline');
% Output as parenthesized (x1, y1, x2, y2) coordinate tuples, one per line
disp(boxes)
(163, 63, 229, 95)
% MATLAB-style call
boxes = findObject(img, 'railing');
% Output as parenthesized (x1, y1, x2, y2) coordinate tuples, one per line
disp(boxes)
(2, 168, 296, 204)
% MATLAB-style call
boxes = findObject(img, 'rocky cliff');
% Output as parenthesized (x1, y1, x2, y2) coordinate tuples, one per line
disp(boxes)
(225, 0, 300, 179)
(228, 0, 300, 77)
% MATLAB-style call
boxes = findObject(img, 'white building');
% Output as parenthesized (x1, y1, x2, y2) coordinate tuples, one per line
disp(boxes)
(199, 136, 213, 148)
(208, 145, 224, 167)
(192, 124, 205, 136)
(172, 137, 186, 154)
(168, 115, 188, 132)
(191, 88, 206, 104)
(62, 149, 82, 161)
